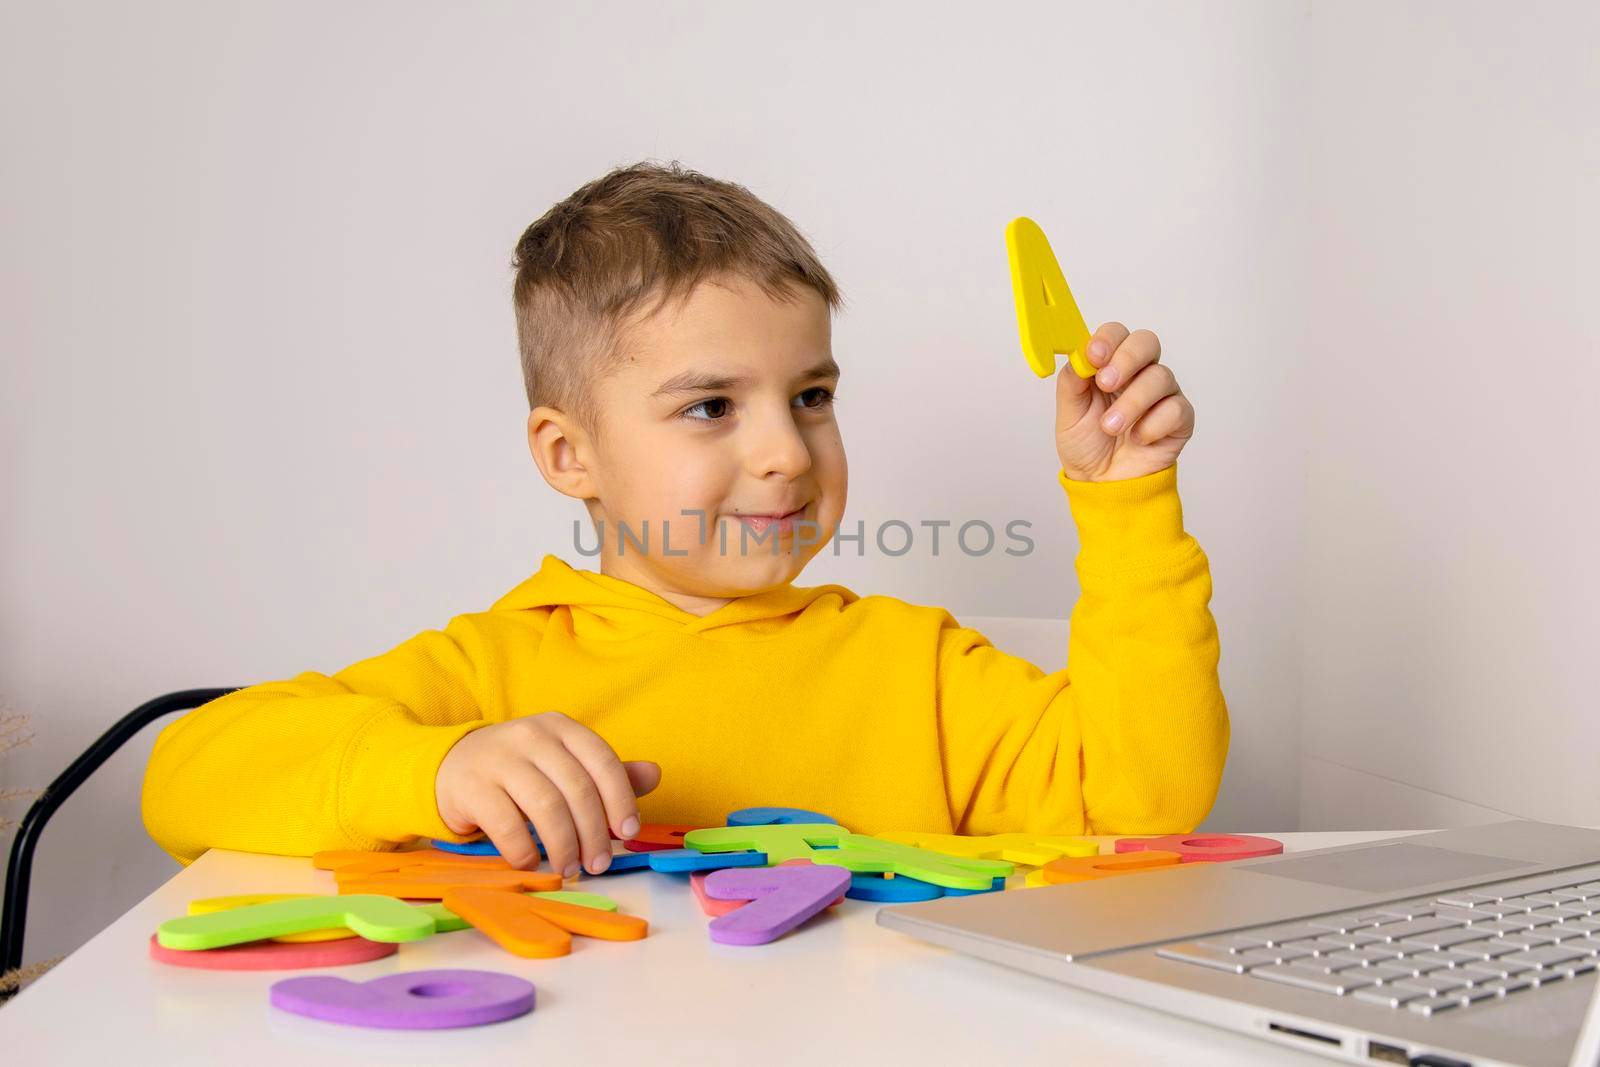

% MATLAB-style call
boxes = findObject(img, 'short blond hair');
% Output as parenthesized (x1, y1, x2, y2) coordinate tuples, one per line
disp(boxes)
(511, 160, 845, 433)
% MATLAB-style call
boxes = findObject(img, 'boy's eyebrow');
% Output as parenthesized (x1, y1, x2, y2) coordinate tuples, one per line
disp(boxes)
(649, 357, 841, 398)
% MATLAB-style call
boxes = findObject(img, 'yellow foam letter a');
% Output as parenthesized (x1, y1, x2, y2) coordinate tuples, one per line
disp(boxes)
(1006, 216, 1093, 379)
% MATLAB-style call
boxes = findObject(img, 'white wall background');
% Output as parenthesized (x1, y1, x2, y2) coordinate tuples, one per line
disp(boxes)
(0, 0, 1592, 968)
(1293, 2, 1600, 828)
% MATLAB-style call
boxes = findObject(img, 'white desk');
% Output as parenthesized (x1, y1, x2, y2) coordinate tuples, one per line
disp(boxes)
(0, 829, 1418, 1064)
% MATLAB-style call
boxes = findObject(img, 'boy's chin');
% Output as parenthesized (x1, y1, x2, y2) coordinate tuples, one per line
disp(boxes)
(683, 547, 812, 590)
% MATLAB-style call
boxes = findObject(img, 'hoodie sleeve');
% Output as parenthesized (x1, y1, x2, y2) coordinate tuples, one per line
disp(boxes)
(935, 462, 1229, 836)
(141, 610, 537, 864)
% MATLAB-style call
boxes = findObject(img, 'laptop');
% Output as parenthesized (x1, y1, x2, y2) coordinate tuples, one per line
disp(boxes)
(876, 820, 1600, 1067)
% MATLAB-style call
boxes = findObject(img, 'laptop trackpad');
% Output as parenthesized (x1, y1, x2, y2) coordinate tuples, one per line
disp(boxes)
(1242, 842, 1538, 893)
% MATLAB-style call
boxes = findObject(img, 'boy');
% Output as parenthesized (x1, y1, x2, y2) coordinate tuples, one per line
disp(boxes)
(142, 161, 1228, 881)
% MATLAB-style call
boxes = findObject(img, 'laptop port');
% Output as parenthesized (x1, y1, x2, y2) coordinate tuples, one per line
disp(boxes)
(1268, 1022, 1341, 1047)
(1367, 1041, 1408, 1064)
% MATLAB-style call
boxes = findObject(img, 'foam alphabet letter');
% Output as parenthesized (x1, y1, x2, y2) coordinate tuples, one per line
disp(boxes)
(187, 893, 352, 944)
(725, 806, 838, 827)
(1114, 833, 1283, 862)
(874, 831, 1098, 867)
(270, 968, 535, 1029)
(844, 873, 946, 903)
(335, 868, 562, 897)
(622, 823, 703, 853)
(157, 894, 435, 950)
(646, 848, 769, 873)
(594, 850, 653, 873)
(703, 864, 852, 945)
(441, 886, 647, 958)
(429, 821, 577, 858)
(149, 932, 397, 970)
(1040, 850, 1184, 884)
(416, 890, 619, 934)
(314, 848, 522, 875)
(684, 823, 853, 865)
(438, 888, 570, 958)
(430, 837, 522, 857)
(1005, 216, 1094, 379)
(691, 860, 845, 917)
(811, 835, 1011, 891)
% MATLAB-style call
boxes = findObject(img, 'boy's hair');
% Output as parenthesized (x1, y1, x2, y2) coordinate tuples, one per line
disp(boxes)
(511, 160, 844, 434)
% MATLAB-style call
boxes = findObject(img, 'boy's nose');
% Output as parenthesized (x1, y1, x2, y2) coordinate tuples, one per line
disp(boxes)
(744, 413, 813, 480)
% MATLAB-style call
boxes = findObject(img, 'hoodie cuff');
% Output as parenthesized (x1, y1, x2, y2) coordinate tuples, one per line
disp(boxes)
(1058, 462, 1197, 577)
(339, 704, 492, 847)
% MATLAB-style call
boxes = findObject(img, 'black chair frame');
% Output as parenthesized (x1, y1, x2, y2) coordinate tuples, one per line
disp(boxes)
(1, 687, 237, 998)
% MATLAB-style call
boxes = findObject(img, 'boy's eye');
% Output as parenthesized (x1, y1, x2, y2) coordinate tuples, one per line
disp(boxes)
(677, 387, 836, 423)
(796, 386, 836, 410)
(679, 397, 732, 422)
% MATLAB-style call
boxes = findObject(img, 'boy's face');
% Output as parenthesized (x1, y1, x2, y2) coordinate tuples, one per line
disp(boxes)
(530, 274, 847, 613)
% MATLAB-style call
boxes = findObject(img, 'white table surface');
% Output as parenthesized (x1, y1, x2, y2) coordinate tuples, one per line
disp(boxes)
(0, 829, 1423, 1064)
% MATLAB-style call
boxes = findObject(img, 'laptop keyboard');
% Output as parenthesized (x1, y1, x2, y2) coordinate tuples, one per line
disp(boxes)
(1155, 864, 1600, 1018)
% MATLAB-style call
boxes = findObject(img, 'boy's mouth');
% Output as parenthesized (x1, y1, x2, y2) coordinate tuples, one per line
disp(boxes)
(730, 502, 809, 537)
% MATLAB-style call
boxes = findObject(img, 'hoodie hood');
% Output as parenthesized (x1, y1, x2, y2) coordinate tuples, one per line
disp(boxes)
(490, 554, 857, 639)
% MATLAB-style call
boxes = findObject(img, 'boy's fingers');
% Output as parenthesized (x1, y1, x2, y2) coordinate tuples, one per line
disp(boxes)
(558, 726, 649, 840)
(1056, 355, 1096, 424)
(533, 742, 615, 875)
(624, 760, 662, 798)
(1101, 365, 1181, 437)
(503, 763, 582, 879)
(1129, 393, 1194, 444)
(1087, 322, 1130, 369)
(1096, 329, 1161, 393)
(474, 787, 543, 871)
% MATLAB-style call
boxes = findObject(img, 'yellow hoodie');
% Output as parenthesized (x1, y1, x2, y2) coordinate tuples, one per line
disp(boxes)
(142, 463, 1228, 865)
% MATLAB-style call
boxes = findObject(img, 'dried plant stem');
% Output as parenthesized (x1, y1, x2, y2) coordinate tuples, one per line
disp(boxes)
(1, 708, 51, 1001)
(0, 957, 64, 998)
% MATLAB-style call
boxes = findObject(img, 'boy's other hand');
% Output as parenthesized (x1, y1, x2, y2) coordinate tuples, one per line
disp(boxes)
(433, 712, 662, 877)
(1054, 322, 1195, 482)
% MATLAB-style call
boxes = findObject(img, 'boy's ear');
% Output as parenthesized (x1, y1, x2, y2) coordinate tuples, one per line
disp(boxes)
(527, 407, 598, 501)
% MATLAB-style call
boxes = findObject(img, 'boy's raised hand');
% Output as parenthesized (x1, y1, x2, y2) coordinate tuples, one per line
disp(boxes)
(1054, 322, 1195, 482)
(434, 712, 661, 877)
